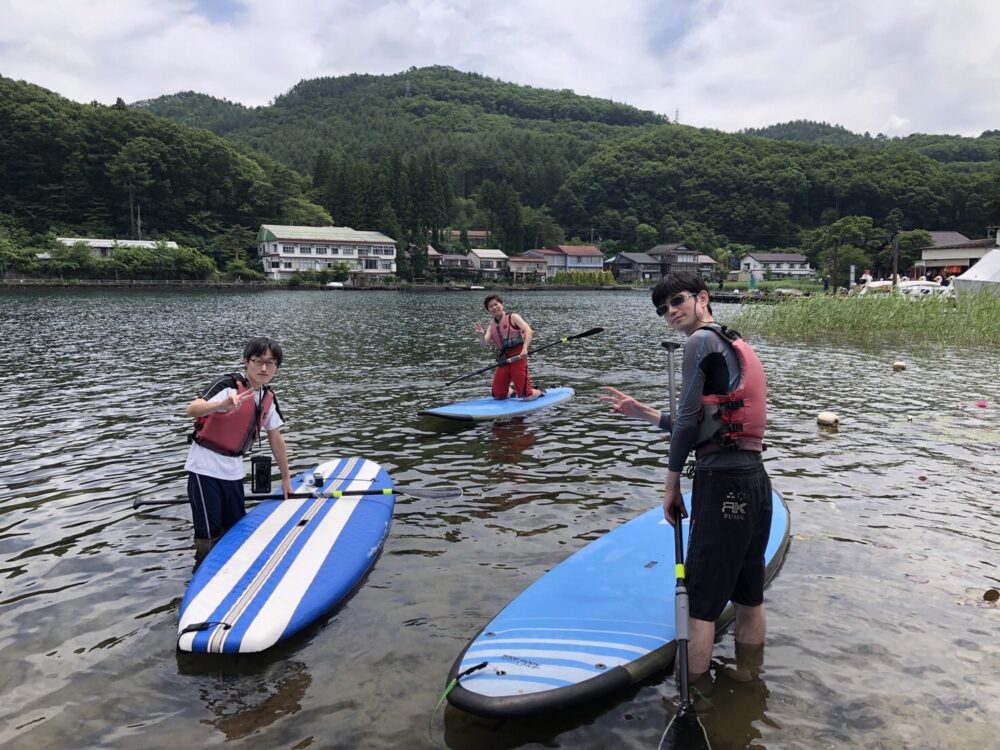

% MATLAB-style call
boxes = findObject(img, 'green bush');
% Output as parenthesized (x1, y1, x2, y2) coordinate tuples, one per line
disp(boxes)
(551, 270, 616, 286)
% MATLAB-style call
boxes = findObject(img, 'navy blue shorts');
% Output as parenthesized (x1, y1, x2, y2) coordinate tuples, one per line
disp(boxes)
(685, 464, 772, 622)
(187, 472, 246, 540)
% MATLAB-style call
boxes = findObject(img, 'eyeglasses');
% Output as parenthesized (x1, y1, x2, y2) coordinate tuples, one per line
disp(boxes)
(249, 357, 278, 368)
(655, 292, 695, 317)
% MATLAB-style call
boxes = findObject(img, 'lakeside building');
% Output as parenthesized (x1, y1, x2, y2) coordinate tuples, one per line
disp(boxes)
(646, 243, 699, 278)
(739, 252, 814, 281)
(605, 252, 661, 282)
(555, 245, 605, 273)
(508, 254, 548, 282)
(439, 228, 491, 248)
(467, 248, 509, 280)
(914, 233, 996, 278)
(256, 225, 396, 282)
(524, 248, 567, 276)
(697, 254, 722, 279)
(438, 253, 470, 270)
(56, 237, 179, 258)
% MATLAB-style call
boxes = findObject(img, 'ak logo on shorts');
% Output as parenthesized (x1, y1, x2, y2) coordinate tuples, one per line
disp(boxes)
(722, 491, 748, 520)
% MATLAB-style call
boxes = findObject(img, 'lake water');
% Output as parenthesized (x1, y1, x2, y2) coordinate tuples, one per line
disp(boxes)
(1, 287, 997, 749)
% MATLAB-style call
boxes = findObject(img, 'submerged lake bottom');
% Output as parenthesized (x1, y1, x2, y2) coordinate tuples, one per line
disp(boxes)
(1, 287, 998, 749)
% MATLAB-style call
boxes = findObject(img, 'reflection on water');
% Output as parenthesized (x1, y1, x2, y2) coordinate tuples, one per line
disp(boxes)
(490, 417, 536, 464)
(178, 655, 312, 741)
(1, 287, 998, 749)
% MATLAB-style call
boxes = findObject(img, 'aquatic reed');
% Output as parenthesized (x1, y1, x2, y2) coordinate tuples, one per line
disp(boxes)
(728, 293, 1000, 347)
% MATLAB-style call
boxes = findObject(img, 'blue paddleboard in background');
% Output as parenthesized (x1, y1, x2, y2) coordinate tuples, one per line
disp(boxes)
(177, 457, 394, 653)
(419, 386, 575, 421)
(446, 489, 791, 718)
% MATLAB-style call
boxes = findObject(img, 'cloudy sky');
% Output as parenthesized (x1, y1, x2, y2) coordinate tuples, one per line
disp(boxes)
(3, 0, 999, 137)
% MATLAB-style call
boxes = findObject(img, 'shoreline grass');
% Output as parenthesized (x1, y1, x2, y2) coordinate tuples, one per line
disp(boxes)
(728, 293, 1000, 348)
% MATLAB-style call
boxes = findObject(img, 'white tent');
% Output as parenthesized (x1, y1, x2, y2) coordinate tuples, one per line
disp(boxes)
(952, 247, 1000, 296)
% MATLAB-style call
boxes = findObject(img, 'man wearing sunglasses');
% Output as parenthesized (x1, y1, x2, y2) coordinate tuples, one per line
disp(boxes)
(183, 336, 293, 550)
(601, 271, 772, 684)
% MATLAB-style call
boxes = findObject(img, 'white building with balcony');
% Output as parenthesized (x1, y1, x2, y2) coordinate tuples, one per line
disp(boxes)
(739, 252, 814, 280)
(256, 225, 397, 282)
(467, 248, 509, 280)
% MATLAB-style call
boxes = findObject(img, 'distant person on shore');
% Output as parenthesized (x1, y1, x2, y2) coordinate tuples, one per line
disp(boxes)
(599, 271, 773, 684)
(822, 276, 830, 292)
(184, 337, 292, 552)
(473, 295, 544, 400)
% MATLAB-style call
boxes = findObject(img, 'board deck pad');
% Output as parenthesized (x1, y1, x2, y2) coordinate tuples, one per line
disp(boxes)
(177, 457, 394, 653)
(419, 386, 574, 421)
(446, 490, 790, 717)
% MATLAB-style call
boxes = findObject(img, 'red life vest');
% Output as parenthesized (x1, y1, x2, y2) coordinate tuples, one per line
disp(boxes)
(695, 326, 767, 453)
(189, 374, 275, 457)
(488, 313, 525, 358)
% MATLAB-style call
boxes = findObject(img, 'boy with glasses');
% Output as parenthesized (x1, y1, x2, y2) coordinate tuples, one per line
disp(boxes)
(600, 271, 772, 685)
(184, 336, 292, 547)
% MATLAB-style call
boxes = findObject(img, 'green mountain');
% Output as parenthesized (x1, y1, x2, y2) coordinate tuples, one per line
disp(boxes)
(0, 75, 326, 249)
(133, 66, 668, 207)
(744, 119, 1000, 168)
(3, 67, 997, 265)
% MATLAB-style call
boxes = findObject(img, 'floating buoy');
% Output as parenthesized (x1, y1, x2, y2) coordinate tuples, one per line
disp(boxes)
(986, 589, 1000, 602)
(893, 361, 906, 372)
(817, 411, 839, 427)
(977, 400, 988, 408)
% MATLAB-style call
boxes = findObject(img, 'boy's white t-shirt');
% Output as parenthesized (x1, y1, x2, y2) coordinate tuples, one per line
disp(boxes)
(184, 387, 284, 480)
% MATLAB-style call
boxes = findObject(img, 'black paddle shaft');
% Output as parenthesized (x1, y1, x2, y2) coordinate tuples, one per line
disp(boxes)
(445, 327, 605, 385)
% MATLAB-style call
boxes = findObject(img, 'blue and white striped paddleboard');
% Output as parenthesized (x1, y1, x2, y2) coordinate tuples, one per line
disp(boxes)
(419, 386, 574, 421)
(446, 489, 790, 717)
(177, 457, 394, 653)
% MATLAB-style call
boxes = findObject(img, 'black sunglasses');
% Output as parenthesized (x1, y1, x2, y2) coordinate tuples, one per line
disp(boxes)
(655, 292, 695, 317)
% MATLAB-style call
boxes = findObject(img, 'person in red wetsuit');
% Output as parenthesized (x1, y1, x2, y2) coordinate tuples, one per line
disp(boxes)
(473, 295, 545, 400)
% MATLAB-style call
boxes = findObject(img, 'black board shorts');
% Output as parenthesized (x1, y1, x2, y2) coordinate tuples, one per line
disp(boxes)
(685, 463, 772, 622)
(187, 472, 246, 540)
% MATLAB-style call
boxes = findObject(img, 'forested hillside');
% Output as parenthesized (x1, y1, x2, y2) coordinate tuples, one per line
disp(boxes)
(134, 66, 666, 207)
(745, 119, 1000, 169)
(135, 67, 999, 255)
(0, 75, 327, 260)
(3, 66, 999, 283)
(556, 125, 998, 250)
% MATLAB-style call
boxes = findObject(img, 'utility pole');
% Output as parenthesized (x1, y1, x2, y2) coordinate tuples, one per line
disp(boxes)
(832, 240, 839, 293)
(890, 232, 899, 284)
(136, 203, 142, 241)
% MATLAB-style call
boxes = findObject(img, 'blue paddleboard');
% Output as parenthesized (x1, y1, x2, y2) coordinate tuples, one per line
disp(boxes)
(446, 489, 790, 717)
(177, 457, 394, 653)
(419, 387, 575, 421)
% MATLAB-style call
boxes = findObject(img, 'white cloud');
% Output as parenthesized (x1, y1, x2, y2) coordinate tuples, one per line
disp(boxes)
(1, 0, 999, 135)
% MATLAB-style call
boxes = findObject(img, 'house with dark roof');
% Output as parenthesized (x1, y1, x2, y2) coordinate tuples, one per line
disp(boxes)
(647, 243, 699, 277)
(915, 235, 996, 277)
(605, 252, 661, 282)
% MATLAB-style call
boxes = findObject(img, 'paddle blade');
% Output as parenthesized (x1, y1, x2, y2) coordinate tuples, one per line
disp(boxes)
(570, 326, 605, 340)
(659, 710, 711, 750)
